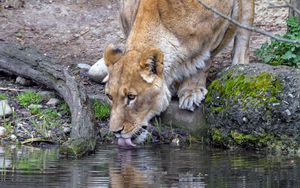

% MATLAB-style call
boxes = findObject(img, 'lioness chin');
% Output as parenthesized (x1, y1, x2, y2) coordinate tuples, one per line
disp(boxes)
(104, 0, 254, 147)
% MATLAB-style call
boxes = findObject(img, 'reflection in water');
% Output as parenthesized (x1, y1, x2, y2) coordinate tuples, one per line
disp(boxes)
(0, 144, 299, 187)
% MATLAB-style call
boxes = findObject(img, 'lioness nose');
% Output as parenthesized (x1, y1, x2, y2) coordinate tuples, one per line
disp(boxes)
(112, 126, 124, 134)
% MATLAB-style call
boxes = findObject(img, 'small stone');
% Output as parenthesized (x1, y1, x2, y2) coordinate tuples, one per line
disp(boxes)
(4, 0, 24, 9)
(38, 91, 55, 99)
(15, 76, 31, 86)
(47, 130, 52, 138)
(88, 58, 108, 83)
(288, 93, 294, 98)
(19, 109, 31, 117)
(46, 98, 60, 107)
(10, 134, 17, 141)
(171, 137, 180, 146)
(272, 103, 281, 107)
(77, 63, 91, 70)
(63, 127, 71, 134)
(28, 104, 43, 109)
(284, 109, 292, 116)
(242, 117, 248, 123)
(0, 100, 12, 117)
(0, 127, 7, 137)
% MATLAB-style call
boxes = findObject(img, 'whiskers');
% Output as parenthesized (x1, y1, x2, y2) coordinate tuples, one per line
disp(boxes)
(131, 124, 149, 144)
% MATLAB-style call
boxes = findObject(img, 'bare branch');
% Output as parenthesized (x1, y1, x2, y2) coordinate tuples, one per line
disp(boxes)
(269, 4, 290, 9)
(197, 0, 300, 45)
(284, 0, 300, 15)
(269, 1, 300, 16)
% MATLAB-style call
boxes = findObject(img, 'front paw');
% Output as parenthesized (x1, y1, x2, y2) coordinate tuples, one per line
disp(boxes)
(178, 87, 208, 111)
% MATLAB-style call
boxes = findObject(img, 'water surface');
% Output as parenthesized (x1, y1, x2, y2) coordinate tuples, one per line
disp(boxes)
(0, 144, 300, 187)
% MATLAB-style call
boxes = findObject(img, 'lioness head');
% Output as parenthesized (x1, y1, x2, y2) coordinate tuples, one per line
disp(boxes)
(104, 44, 171, 147)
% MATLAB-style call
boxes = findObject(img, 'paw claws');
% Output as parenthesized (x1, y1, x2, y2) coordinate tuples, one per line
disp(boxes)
(178, 87, 207, 111)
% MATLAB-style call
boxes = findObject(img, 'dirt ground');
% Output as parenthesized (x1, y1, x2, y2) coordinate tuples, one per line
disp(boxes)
(0, 0, 289, 68)
(0, 0, 124, 67)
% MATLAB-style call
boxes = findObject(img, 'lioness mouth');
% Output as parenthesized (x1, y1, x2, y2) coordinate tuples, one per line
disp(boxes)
(117, 138, 136, 147)
(117, 127, 148, 147)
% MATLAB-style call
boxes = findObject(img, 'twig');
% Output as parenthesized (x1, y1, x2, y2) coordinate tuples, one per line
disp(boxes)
(0, 87, 30, 92)
(269, 4, 290, 9)
(269, 2, 300, 16)
(197, 0, 300, 45)
(284, 0, 300, 15)
(0, 87, 43, 93)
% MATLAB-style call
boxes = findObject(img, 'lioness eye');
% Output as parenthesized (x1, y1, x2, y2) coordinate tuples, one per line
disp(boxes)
(127, 94, 136, 101)
(106, 94, 113, 101)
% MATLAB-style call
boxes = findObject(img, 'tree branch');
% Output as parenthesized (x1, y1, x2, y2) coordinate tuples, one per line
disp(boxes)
(0, 41, 97, 158)
(285, 0, 300, 16)
(269, 1, 300, 16)
(197, 0, 300, 45)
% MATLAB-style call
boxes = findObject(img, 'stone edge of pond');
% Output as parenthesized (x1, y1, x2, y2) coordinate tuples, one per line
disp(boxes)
(205, 63, 300, 155)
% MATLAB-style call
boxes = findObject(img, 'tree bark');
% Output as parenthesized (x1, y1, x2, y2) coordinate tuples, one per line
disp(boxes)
(0, 41, 96, 158)
(289, 0, 300, 23)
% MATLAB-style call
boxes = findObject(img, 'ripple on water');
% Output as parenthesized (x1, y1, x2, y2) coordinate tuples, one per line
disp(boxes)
(0, 145, 300, 187)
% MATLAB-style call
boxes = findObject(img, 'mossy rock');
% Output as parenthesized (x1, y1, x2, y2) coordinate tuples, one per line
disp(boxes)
(59, 138, 97, 158)
(205, 63, 300, 154)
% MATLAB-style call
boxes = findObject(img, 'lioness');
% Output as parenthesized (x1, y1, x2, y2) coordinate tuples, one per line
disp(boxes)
(104, 0, 254, 147)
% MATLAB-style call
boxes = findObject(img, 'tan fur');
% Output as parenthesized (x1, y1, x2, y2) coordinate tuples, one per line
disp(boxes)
(110, 164, 155, 188)
(104, 0, 254, 140)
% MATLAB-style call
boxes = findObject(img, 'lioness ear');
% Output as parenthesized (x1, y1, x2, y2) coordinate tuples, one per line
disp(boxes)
(140, 48, 164, 83)
(104, 44, 123, 67)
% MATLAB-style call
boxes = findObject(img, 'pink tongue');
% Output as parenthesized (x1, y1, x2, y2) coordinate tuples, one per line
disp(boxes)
(117, 138, 136, 147)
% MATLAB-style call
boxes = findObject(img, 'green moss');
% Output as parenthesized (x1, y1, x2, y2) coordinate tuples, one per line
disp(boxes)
(210, 129, 281, 149)
(206, 71, 283, 113)
(93, 101, 110, 120)
(211, 129, 225, 145)
(0, 94, 7, 100)
(59, 138, 96, 158)
(230, 131, 258, 145)
(16, 91, 43, 108)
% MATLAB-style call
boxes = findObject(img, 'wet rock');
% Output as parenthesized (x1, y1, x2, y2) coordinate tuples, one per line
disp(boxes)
(0, 100, 12, 117)
(160, 101, 207, 138)
(0, 127, 7, 137)
(206, 63, 300, 153)
(77, 63, 91, 70)
(28, 104, 43, 109)
(15, 76, 31, 86)
(88, 58, 108, 83)
(46, 98, 60, 107)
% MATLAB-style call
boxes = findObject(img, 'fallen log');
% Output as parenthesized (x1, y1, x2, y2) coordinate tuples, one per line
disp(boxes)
(0, 41, 96, 158)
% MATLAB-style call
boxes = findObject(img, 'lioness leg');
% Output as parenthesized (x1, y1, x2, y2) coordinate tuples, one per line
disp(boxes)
(232, 0, 254, 65)
(178, 69, 208, 111)
(119, 0, 140, 38)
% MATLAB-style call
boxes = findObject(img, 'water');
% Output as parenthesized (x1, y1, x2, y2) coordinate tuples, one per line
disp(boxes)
(0, 144, 300, 188)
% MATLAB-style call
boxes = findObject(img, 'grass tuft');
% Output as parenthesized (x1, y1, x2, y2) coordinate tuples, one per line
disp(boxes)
(93, 101, 110, 120)
(16, 91, 43, 108)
